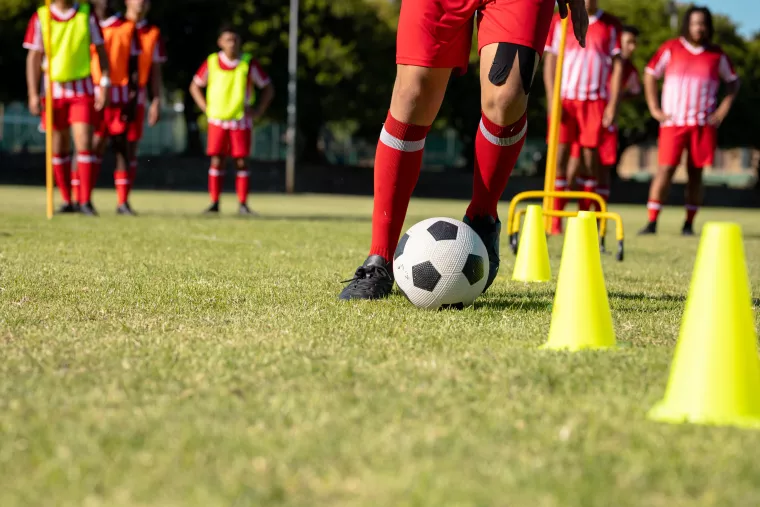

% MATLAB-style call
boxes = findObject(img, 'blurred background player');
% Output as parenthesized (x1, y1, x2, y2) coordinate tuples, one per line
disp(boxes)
(543, 0, 623, 234)
(566, 25, 641, 210)
(90, 0, 141, 216)
(189, 24, 275, 215)
(125, 0, 167, 215)
(640, 6, 740, 236)
(338, 0, 589, 301)
(24, 0, 110, 215)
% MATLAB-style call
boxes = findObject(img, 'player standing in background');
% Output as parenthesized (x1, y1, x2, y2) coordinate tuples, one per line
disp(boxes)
(543, 0, 623, 234)
(338, 0, 589, 301)
(90, 0, 141, 216)
(123, 0, 167, 215)
(639, 6, 740, 236)
(24, 0, 110, 215)
(189, 25, 275, 215)
(566, 25, 641, 210)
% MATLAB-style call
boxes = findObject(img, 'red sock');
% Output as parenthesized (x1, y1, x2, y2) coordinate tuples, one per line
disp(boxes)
(77, 152, 95, 204)
(53, 154, 72, 203)
(71, 167, 80, 204)
(209, 165, 223, 203)
(127, 159, 137, 197)
(647, 200, 661, 223)
(686, 205, 698, 223)
(369, 111, 430, 261)
(115, 169, 129, 205)
(551, 177, 567, 233)
(236, 167, 250, 204)
(466, 112, 527, 219)
(581, 177, 597, 211)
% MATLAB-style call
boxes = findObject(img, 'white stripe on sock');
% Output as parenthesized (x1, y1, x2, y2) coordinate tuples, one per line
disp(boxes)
(479, 119, 527, 147)
(379, 127, 425, 152)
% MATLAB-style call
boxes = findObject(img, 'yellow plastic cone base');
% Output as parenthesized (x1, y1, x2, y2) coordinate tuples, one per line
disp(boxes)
(513, 205, 551, 282)
(648, 223, 760, 429)
(542, 215, 615, 351)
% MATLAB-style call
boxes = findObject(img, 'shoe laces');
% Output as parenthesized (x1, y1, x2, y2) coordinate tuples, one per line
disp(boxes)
(341, 264, 391, 285)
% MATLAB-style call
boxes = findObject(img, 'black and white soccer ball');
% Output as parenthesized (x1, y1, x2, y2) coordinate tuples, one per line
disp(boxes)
(393, 217, 489, 310)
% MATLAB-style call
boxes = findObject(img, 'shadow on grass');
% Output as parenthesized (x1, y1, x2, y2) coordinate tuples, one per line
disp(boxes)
(481, 296, 553, 312)
(609, 292, 686, 303)
(0, 232, 11, 237)
(253, 214, 371, 223)
(130, 211, 372, 223)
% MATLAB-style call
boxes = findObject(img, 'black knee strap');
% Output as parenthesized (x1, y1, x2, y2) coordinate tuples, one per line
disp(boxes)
(488, 43, 539, 95)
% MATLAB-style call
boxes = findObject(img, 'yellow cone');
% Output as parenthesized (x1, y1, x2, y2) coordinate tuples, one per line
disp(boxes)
(542, 215, 615, 351)
(512, 205, 551, 282)
(648, 222, 760, 429)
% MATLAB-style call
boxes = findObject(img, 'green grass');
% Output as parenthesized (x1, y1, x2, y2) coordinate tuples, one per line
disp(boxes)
(1, 185, 760, 507)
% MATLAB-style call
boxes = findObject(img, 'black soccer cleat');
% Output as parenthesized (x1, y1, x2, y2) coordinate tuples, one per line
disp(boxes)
(80, 202, 99, 216)
(117, 203, 137, 216)
(204, 202, 220, 214)
(238, 203, 259, 216)
(463, 215, 501, 293)
(638, 221, 657, 235)
(681, 221, 695, 236)
(338, 255, 394, 301)
(56, 202, 78, 214)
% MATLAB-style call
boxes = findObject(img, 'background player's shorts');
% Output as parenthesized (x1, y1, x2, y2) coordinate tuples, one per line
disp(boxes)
(206, 124, 251, 158)
(94, 106, 129, 137)
(39, 96, 94, 132)
(658, 125, 717, 168)
(554, 99, 606, 148)
(127, 105, 146, 143)
(397, 0, 556, 75)
(598, 125, 618, 166)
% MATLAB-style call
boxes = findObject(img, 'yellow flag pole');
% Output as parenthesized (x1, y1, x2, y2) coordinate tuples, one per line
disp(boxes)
(44, 0, 54, 219)
(543, 15, 568, 233)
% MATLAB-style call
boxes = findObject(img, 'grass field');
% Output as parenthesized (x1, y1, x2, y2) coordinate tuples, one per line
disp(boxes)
(2, 185, 760, 507)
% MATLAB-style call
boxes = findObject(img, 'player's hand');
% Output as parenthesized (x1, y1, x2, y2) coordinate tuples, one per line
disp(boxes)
(28, 95, 41, 116)
(95, 86, 109, 111)
(557, 0, 588, 48)
(707, 109, 727, 127)
(651, 107, 671, 124)
(148, 98, 161, 126)
(246, 106, 262, 122)
(602, 103, 617, 128)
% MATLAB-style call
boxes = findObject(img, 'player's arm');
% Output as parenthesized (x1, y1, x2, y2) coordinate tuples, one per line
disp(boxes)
(189, 64, 207, 114)
(542, 17, 559, 113)
(248, 61, 274, 120)
(709, 54, 741, 127)
(26, 50, 43, 116)
(91, 15, 110, 111)
(644, 43, 670, 123)
(148, 62, 164, 125)
(602, 24, 624, 128)
(250, 82, 274, 120)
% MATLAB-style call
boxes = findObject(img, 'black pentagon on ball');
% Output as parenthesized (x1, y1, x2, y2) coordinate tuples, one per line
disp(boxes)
(412, 261, 442, 292)
(462, 254, 485, 285)
(394, 233, 410, 260)
(427, 220, 458, 241)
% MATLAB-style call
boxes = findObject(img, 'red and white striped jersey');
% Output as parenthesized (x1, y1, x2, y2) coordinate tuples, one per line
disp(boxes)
(23, 3, 104, 99)
(545, 10, 622, 101)
(646, 37, 738, 127)
(193, 52, 272, 129)
(621, 60, 641, 96)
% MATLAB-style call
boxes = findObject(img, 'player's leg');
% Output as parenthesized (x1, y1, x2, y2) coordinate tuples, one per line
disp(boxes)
(681, 126, 715, 236)
(112, 132, 133, 215)
(51, 113, 76, 213)
(205, 124, 228, 213)
(230, 127, 255, 215)
(594, 127, 618, 210)
(69, 97, 97, 215)
(339, 0, 473, 300)
(124, 105, 145, 213)
(550, 111, 576, 235)
(639, 126, 685, 234)
(575, 99, 605, 212)
(683, 163, 702, 236)
(465, 0, 555, 281)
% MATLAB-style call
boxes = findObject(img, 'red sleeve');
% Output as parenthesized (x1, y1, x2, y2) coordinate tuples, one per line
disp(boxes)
(23, 13, 42, 51)
(248, 60, 271, 88)
(153, 35, 168, 63)
(193, 61, 209, 87)
(544, 14, 561, 55)
(646, 40, 672, 79)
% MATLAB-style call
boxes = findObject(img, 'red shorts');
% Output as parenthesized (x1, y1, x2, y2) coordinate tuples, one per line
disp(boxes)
(206, 124, 251, 158)
(39, 96, 94, 131)
(571, 126, 618, 165)
(94, 104, 145, 141)
(397, 0, 556, 74)
(658, 125, 717, 168)
(554, 99, 606, 148)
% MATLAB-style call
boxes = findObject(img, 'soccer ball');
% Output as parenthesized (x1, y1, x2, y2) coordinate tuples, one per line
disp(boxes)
(393, 217, 489, 310)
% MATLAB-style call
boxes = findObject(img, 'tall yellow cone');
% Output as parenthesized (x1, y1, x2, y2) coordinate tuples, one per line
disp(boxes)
(512, 205, 551, 282)
(542, 215, 616, 351)
(648, 223, 760, 429)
